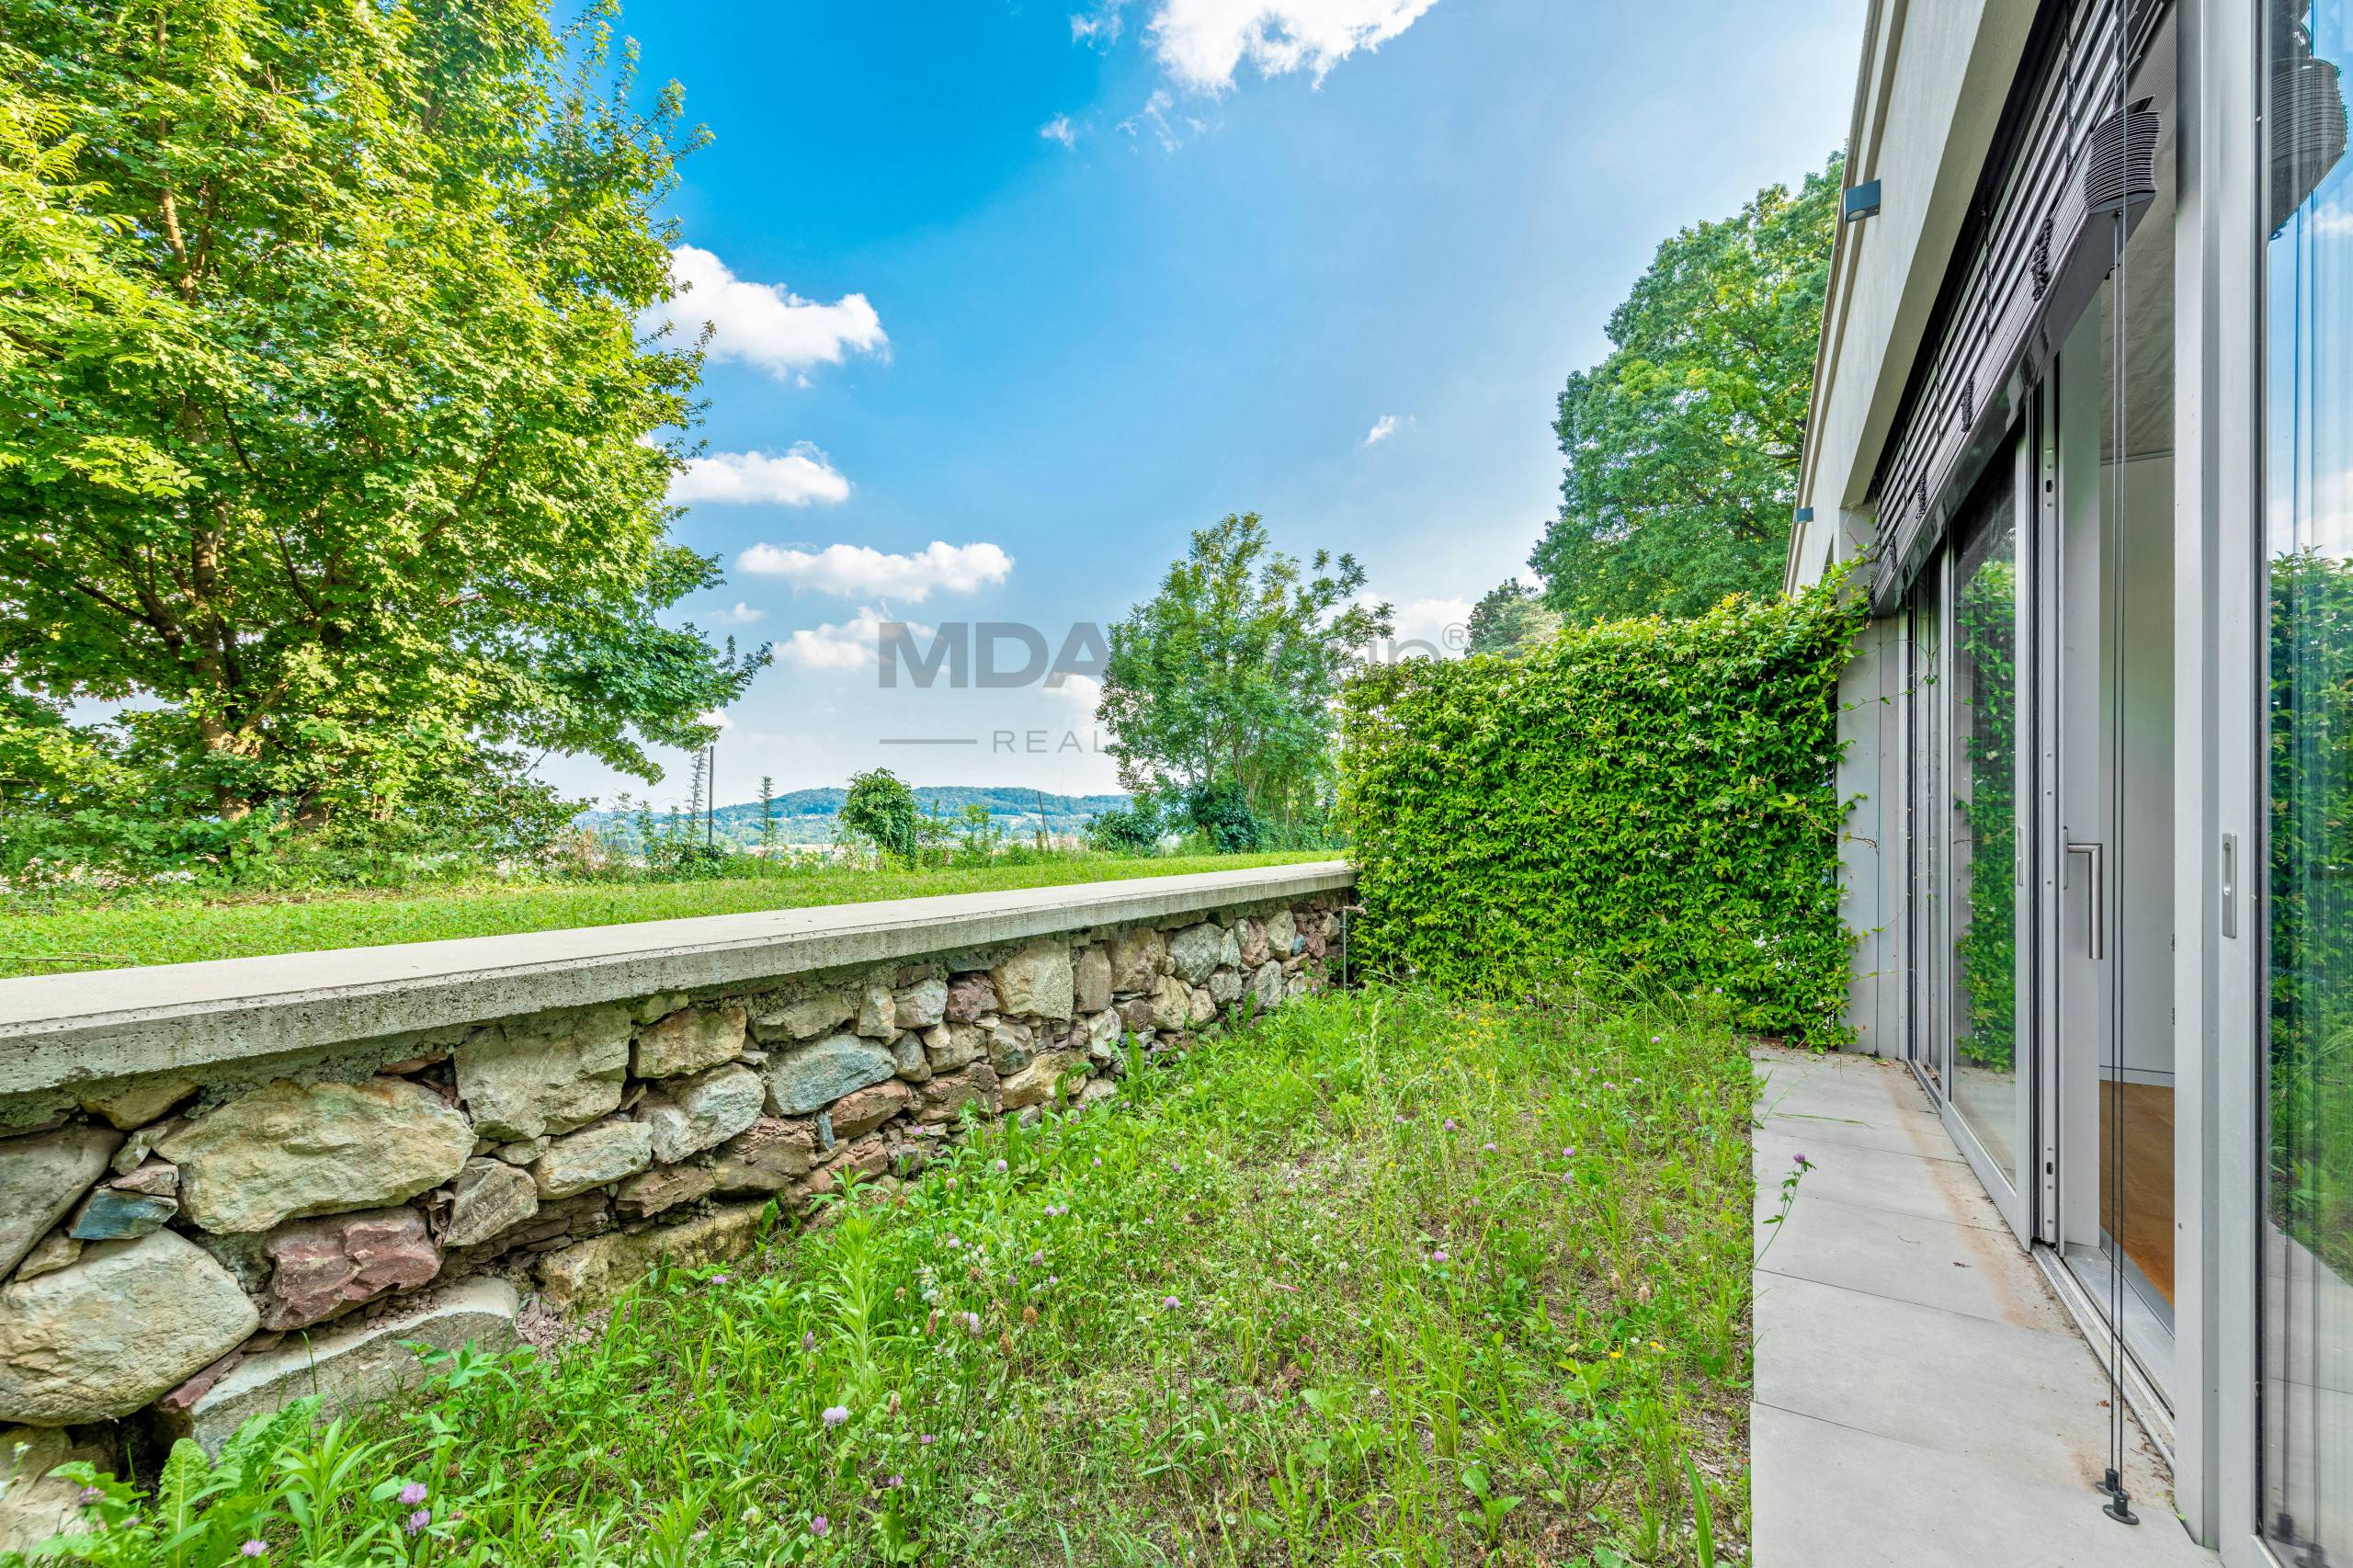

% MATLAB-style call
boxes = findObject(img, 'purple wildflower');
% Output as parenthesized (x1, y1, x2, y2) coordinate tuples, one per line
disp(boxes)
(822, 1404, 849, 1427)
(1431, 1249, 1449, 1263)
(1793, 1153, 1811, 1168)
(1482, 1142, 1498, 1153)
(810, 1516, 831, 1538)
(75, 1486, 102, 1506)
(920, 1433, 938, 1446)
(1442, 1118, 1458, 1132)
(399, 1483, 427, 1506)
(405, 1508, 431, 1535)
(241, 1543, 267, 1559)
(994, 1158, 1008, 1174)
(1162, 1295, 1181, 1309)
(801, 1331, 816, 1352)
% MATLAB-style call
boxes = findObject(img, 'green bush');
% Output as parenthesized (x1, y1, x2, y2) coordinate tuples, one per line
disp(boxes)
(1085, 800, 1164, 856)
(1338, 582, 1861, 1043)
(1183, 778, 1265, 853)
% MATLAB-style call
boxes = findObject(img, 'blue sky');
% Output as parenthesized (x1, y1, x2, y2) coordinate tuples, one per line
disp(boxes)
(561, 0, 1865, 809)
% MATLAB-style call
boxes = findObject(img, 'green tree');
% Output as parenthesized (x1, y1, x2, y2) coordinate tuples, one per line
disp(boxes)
(839, 767, 918, 863)
(1530, 155, 1844, 624)
(0, 1, 767, 829)
(1465, 579, 1562, 656)
(1097, 513, 1391, 835)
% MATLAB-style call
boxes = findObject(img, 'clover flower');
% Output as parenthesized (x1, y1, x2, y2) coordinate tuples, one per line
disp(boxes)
(822, 1404, 849, 1427)
(399, 1483, 427, 1506)
(76, 1487, 101, 1506)
(405, 1508, 431, 1535)
(1162, 1295, 1181, 1310)
(1442, 1118, 1457, 1132)
(241, 1542, 267, 1558)
(810, 1516, 831, 1538)
(994, 1159, 1008, 1174)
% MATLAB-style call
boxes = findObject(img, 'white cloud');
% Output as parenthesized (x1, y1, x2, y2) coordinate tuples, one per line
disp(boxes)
(1360, 413, 1410, 448)
(646, 246, 887, 380)
(1071, 5, 1124, 44)
(670, 445, 852, 507)
(706, 601, 767, 625)
(1040, 114, 1079, 148)
(1148, 0, 1440, 93)
(1366, 593, 1472, 659)
(1045, 672, 1104, 711)
(778, 607, 931, 672)
(735, 540, 1014, 602)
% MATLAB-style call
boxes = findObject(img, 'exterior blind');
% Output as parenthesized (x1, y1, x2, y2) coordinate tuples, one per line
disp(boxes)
(1866, 0, 2165, 612)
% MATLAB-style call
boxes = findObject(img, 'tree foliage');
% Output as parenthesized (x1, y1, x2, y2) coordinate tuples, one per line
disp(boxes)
(0, 0, 766, 830)
(1465, 580, 1561, 657)
(1530, 156, 1843, 624)
(1097, 514, 1390, 832)
(839, 767, 919, 862)
(1339, 579, 1862, 1042)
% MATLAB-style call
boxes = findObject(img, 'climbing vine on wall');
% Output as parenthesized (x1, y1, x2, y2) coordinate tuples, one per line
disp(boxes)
(1338, 579, 1864, 1044)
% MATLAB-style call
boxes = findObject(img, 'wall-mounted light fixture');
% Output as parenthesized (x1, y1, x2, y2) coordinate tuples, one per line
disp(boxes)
(1843, 180, 1881, 222)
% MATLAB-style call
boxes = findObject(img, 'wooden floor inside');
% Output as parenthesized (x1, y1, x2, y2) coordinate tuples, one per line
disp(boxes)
(2098, 1080, 2176, 1306)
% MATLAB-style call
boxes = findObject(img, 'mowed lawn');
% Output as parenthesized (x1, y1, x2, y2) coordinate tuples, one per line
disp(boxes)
(0, 854, 1334, 979)
(36, 984, 1756, 1567)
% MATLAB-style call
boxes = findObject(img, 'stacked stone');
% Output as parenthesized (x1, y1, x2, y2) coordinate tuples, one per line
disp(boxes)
(0, 896, 1341, 1462)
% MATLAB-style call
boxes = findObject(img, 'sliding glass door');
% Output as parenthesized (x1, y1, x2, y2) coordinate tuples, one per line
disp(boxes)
(2263, 0, 2353, 1559)
(1905, 441, 2035, 1242)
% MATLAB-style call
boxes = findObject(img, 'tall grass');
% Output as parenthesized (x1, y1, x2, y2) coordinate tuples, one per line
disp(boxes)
(22, 984, 1755, 1566)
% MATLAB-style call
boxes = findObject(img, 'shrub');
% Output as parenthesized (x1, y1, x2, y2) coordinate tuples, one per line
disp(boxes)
(1338, 581, 1862, 1043)
(839, 768, 920, 863)
(1183, 778, 1264, 854)
(1086, 801, 1164, 856)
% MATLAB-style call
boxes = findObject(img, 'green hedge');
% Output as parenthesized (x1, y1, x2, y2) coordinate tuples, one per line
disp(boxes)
(1338, 584, 1862, 1043)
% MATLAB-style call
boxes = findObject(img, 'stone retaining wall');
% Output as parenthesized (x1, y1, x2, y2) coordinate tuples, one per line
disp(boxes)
(0, 869, 1349, 1482)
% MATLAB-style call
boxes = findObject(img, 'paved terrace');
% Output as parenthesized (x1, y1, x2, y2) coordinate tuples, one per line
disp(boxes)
(1749, 1045, 2219, 1568)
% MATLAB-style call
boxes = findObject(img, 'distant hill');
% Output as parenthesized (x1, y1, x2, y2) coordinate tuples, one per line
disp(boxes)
(578, 786, 1131, 851)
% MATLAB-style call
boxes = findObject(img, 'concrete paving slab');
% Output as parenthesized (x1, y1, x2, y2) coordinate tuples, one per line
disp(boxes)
(1756, 1271, 2170, 1497)
(1757, 1191, 2074, 1329)
(1751, 1048, 2214, 1567)
(1753, 1405, 2217, 1568)
(1755, 1126, 2007, 1232)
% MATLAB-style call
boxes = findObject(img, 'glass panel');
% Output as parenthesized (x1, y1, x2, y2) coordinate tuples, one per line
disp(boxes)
(1949, 463, 2020, 1186)
(1914, 573, 1946, 1086)
(2264, 0, 2353, 1556)
(2096, 23, 2181, 1335)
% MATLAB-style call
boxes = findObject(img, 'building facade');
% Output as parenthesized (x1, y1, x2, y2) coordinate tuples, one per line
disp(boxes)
(1787, 0, 2349, 1558)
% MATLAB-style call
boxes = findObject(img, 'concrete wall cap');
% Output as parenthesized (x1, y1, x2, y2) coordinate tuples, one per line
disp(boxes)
(0, 862, 1354, 1100)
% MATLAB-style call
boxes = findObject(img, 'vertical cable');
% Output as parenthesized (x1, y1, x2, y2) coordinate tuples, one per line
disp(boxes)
(2097, 1, 2137, 1524)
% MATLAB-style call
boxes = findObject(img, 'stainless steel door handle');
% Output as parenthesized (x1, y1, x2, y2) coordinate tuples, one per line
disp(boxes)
(2066, 842, 2104, 960)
